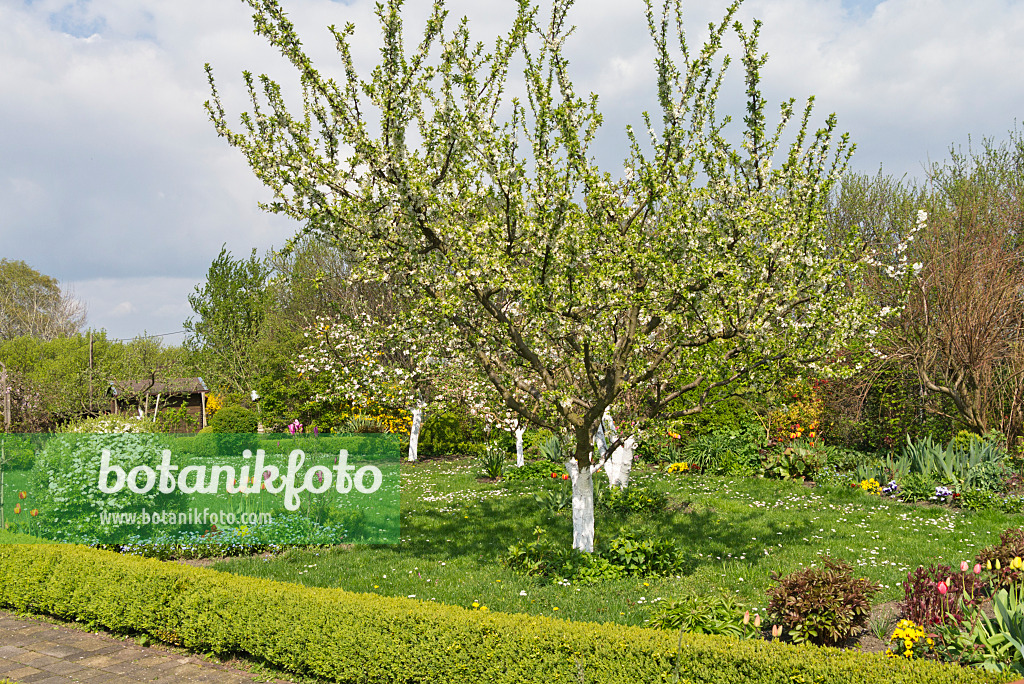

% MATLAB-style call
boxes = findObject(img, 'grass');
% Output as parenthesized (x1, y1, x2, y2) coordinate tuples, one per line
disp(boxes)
(208, 457, 1023, 628)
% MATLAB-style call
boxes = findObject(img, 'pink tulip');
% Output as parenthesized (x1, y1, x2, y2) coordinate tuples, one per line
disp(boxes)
(974, 564, 983, 575)
(961, 561, 970, 572)
(938, 581, 948, 595)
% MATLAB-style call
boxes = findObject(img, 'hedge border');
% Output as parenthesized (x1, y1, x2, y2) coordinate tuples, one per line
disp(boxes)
(0, 544, 1011, 684)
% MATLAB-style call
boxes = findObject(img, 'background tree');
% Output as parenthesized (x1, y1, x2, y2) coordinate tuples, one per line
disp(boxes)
(207, 0, 885, 551)
(878, 132, 1024, 445)
(184, 246, 272, 396)
(0, 260, 85, 341)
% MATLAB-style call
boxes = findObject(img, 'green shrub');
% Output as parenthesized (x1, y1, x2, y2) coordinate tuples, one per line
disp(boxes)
(505, 460, 561, 482)
(503, 527, 685, 582)
(25, 433, 188, 544)
(209, 405, 258, 433)
(767, 555, 880, 646)
(0, 434, 37, 470)
(208, 406, 258, 456)
(596, 482, 666, 515)
(648, 593, 763, 638)
(0, 544, 1002, 684)
(418, 409, 486, 457)
(897, 472, 939, 503)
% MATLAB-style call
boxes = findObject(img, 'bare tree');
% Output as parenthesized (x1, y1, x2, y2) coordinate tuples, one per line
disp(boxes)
(0, 259, 85, 341)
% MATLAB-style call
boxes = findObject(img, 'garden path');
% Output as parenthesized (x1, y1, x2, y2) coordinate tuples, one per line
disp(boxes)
(0, 610, 299, 684)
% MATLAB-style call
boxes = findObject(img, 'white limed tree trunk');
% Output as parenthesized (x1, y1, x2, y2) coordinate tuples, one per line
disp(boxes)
(565, 458, 596, 552)
(408, 406, 424, 462)
(595, 410, 635, 488)
(514, 425, 526, 467)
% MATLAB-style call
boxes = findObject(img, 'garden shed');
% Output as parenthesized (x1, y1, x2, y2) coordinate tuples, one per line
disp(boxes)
(107, 377, 209, 431)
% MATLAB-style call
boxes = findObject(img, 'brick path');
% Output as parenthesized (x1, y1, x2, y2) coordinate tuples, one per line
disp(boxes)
(0, 611, 299, 684)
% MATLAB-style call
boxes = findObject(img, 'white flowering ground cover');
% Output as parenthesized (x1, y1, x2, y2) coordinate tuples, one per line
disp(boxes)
(204, 457, 1021, 628)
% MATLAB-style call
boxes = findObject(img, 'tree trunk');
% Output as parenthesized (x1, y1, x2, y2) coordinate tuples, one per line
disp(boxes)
(565, 457, 595, 552)
(408, 406, 424, 462)
(515, 425, 526, 467)
(596, 410, 635, 488)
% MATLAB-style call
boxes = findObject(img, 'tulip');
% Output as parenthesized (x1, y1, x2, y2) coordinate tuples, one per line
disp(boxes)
(562, 474, 569, 480)
(18, 491, 26, 500)
(13, 504, 21, 514)
(30, 509, 38, 517)
(551, 473, 558, 479)
(771, 624, 783, 638)
(1013, 557, 1023, 571)
(753, 615, 761, 628)
(938, 581, 948, 595)
(743, 611, 750, 625)
(974, 564, 983, 575)
(961, 561, 970, 572)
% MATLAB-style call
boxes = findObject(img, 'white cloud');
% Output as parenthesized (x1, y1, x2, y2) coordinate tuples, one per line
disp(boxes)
(3, 0, 1022, 339)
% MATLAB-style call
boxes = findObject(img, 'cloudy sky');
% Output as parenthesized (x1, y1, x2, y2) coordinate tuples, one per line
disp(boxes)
(2, 0, 1022, 345)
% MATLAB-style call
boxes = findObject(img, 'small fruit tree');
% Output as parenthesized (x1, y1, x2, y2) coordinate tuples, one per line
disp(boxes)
(207, 0, 883, 551)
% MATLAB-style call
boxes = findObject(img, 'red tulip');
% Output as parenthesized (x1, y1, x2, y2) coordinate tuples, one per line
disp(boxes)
(974, 564, 983, 575)
(551, 473, 558, 478)
(938, 581, 948, 595)
(961, 561, 970, 572)
(30, 509, 38, 517)
(562, 474, 569, 480)
(13, 504, 21, 514)
(18, 491, 26, 499)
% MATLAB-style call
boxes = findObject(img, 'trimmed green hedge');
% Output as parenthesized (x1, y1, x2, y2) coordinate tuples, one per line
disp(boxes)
(0, 544, 1010, 684)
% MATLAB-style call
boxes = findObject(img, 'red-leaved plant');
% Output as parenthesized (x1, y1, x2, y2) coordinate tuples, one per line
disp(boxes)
(901, 564, 985, 627)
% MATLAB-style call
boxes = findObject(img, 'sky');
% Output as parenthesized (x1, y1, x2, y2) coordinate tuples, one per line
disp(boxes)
(2, 0, 1022, 345)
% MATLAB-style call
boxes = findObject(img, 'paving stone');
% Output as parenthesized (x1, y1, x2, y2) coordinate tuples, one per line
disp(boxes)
(0, 610, 299, 684)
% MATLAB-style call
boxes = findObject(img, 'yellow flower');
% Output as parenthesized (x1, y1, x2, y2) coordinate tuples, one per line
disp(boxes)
(472, 601, 480, 608)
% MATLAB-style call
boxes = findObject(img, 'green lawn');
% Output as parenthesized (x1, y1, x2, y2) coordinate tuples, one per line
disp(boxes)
(210, 457, 1018, 627)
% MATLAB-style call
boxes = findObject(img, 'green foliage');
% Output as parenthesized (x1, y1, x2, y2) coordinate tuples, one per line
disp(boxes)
(959, 488, 1002, 512)
(537, 435, 568, 464)
(533, 487, 572, 516)
(184, 246, 272, 396)
(503, 527, 685, 582)
(479, 444, 506, 479)
(418, 409, 486, 457)
(26, 434, 188, 543)
(897, 472, 940, 503)
(341, 415, 387, 434)
(681, 422, 763, 475)
(209, 405, 259, 456)
(648, 593, 762, 638)
(976, 529, 1024, 591)
(209, 405, 258, 433)
(597, 482, 667, 515)
(767, 555, 880, 645)
(505, 460, 562, 482)
(0, 434, 37, 470)
(0, 258, 84, 341)
(763, 440, 827, 481)
(934, 584, 1024, 674)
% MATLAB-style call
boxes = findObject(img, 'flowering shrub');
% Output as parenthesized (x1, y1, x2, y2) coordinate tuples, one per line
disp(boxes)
(766, 555, 880, 645)
(61, 414, 155, 434)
